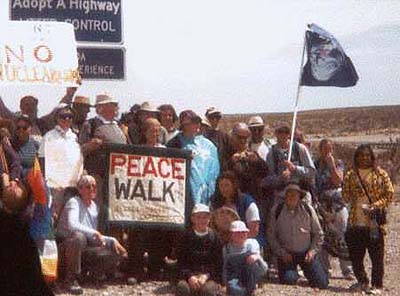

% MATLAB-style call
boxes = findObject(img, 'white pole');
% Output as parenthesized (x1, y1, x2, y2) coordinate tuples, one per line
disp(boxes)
(288, 31, 307, 161)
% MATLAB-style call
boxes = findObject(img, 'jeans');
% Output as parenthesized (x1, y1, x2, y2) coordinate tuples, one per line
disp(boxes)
(225, 252, 268, 295)
(277, 252, 329, 289)
(345, 226, 385, 288)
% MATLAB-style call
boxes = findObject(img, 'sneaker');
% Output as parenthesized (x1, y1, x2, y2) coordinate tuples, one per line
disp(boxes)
(349, 282, 370, 293)
(343, 272, 355, 281)
(68, 280, 83, 295)
(369, 287, 382, 295)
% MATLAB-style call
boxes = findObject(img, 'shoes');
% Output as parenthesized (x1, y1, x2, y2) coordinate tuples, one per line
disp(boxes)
(343, 272, 355, 281)
(349, 282, 370, 293)
(67, 280, 83, 295)
(126, 277, 138, 286)
(368, 287, 382, 295)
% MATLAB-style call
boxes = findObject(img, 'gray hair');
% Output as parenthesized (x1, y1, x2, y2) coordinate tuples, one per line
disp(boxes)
(77, 175, 96, 189)
(231, 122, 250, 135)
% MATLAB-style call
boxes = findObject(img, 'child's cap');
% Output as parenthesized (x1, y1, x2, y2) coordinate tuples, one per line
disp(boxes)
(230, 220, 249, 232)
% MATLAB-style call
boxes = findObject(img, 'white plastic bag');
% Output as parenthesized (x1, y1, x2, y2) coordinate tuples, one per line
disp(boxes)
(40, 239, 58, 283)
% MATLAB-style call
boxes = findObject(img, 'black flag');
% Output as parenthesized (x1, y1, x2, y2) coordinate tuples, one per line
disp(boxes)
(301, 24, 358, 87)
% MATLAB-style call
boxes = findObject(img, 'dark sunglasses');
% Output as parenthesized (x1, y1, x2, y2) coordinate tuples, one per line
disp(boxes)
(59, 114, 73, 120)
(250, 127, 264, 133)
(16, 126, 29, 131)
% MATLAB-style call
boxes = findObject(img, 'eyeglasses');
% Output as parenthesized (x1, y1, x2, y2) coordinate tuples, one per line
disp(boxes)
(16, 126, 29, 131)
(250, 127, 264, 133)
(59, 114, 73, 120)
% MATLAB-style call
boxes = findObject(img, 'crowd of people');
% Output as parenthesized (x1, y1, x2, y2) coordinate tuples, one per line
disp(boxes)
(0, 88, 394, 296)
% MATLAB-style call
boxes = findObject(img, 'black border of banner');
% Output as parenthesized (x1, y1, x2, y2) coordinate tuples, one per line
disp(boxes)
(104, 143, 192, 230)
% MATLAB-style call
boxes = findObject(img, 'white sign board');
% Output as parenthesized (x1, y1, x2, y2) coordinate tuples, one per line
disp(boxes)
(0, 21, 80, 86)
(107, 146, 191, 228)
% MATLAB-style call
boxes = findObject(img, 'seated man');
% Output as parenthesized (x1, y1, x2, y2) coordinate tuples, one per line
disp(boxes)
(268, 183, 329, 289)
(57, 175, 127, 295)
(223, 221, 268, 296)
(176, 204, 222, 296)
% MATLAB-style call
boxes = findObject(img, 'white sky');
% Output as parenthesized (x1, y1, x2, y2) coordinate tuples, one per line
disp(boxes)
(1, 0, 400, 115)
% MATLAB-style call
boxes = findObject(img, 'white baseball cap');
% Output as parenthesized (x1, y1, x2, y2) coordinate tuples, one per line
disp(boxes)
(229, 220, 249, 232)
(191, 204, 210, 215)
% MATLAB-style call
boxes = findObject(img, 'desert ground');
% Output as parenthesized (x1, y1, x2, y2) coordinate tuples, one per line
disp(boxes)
(56, 105, 400, 295)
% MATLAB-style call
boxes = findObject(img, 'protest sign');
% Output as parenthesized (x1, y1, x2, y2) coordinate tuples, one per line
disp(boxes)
(105, 144, 191, 229)
(0, 21, 80, 86)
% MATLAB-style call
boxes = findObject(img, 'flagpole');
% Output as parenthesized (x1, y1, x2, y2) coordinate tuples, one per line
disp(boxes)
(288, 31, 307, 161)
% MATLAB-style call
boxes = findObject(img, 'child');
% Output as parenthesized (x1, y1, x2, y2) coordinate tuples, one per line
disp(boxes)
(223, 221, 268, 296)
(176, 204, 223, 296)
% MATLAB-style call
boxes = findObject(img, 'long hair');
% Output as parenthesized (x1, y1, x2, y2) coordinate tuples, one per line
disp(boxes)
(353, 144, 377, 170)
(212, 170, 241, 209)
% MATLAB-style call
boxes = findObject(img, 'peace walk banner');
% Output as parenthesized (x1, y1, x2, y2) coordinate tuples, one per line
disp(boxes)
(0, 21, 80, 86)
(105, 144, 192, 229)
(300, 23, 358, 87)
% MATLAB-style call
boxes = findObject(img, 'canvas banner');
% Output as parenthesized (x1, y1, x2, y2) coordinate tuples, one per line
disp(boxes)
(0, 21, 80, 86)
(106, 144, 191, 228)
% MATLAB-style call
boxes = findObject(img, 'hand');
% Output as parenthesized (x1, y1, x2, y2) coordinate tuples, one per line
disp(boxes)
(88, 138, 103, 151)
(281, 169, 291, 180)
(281, 254, 293, 263)
(283, 160, 296, 172)
(247, 152, 258, 162)
(93, 231, 106, 246)
(188, 276, 201, 290)
(305, 250, 315, 262)
(197, 274, 208, 286)
(246, 254, 260, 265)
(231, 153, 242, 162)
(7, 181, 19, 194)
(114, 240, 128, 257)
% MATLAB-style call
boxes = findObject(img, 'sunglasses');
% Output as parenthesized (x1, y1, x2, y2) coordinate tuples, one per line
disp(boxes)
(16, 126, 29, 131)
(250, 127, 264, 133)
(59, 114, 73, 120)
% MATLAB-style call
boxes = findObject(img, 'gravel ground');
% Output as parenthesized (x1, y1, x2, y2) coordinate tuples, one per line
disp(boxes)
(55, 198, 400, 296)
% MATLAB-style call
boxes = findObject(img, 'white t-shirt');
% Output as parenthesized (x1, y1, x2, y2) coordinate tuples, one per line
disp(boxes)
(250, 141, 270, 160)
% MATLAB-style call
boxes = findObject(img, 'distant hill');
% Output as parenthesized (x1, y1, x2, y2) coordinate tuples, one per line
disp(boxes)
(220, 104, 400, 137)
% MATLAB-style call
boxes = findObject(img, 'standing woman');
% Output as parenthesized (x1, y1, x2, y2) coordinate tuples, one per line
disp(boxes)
(343, 144, 394, 294)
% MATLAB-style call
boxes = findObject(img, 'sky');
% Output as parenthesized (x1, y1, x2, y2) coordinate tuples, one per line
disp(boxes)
(1, 0, 399, 116)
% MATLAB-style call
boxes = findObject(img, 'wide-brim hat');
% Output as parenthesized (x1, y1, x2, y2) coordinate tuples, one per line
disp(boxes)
(205, 106, 222, 117)
(248, 116, 264, 127)
(95, 94, 118, 106)
(139, 101, 159, 113)
(73, 96, 92, 106)
(284, 183, 306, 198)
(179, 110, 201, 126)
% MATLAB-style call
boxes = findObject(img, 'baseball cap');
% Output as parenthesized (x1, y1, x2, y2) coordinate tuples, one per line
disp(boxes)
(230, 220, 249, 232)
(191, 204, 210, 215)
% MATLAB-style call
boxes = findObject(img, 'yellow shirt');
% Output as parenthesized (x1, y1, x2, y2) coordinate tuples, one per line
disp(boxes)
(343, 167, 394, 229)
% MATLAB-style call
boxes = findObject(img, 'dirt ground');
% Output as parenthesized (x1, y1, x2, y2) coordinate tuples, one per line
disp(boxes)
(55, 196, 400, 296)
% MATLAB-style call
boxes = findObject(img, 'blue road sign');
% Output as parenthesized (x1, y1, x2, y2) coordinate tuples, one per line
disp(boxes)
(78, 47, 125, 80)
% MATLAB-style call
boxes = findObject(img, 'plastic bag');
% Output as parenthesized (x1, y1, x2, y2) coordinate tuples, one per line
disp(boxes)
(40, 239, 58, 283)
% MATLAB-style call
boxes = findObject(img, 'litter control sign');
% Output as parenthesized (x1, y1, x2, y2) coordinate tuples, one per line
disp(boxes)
(10, 0, 123, 43)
